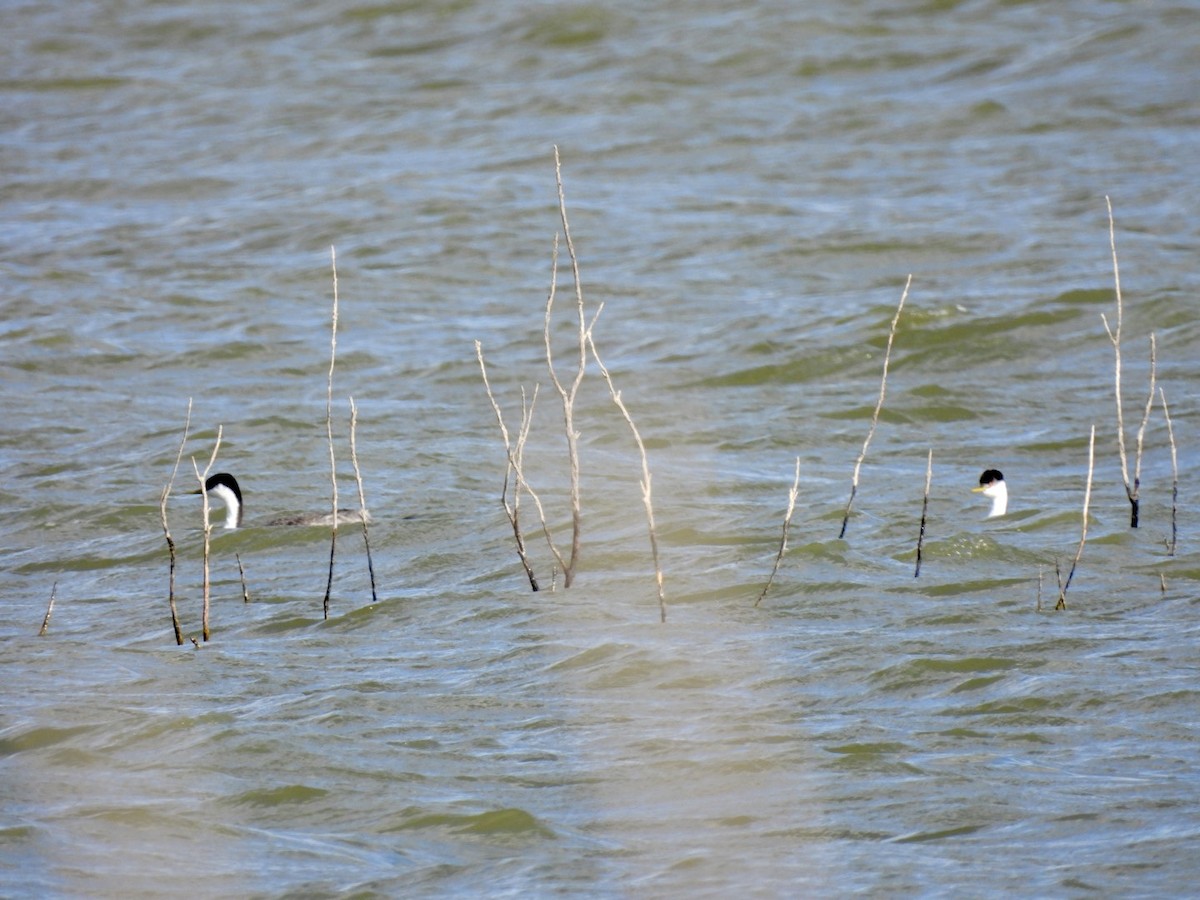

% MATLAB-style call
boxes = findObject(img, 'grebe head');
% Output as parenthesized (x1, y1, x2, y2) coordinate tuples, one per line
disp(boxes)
(194, 472, 243, 529)
(972, 469, 1007, 518)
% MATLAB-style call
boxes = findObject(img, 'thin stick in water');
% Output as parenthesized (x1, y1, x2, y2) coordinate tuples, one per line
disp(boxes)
(1159, 387, 1178, 556)
(476, 340, 548, 590)
(839, 274, 911, 539)
(192, 426, 223, 642)
(1056, 425, 1096, 610)
(236, 553, 251, 604)
(349, 397, 378, 604)
(756, 457, 801, 608)
(38, 581, 57, 636)
(159, 398, 192, 645)
(323, 245, 339, 620)
(1100, 197, 1154, 528)
(914, 448, 933, 577)
(546, 146, 595, 588)
(587, 327, 667, 622)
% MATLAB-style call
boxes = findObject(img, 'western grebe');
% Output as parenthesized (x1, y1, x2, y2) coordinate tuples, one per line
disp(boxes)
(972, 469, 1008, 518)
(193, 473, 371, 530)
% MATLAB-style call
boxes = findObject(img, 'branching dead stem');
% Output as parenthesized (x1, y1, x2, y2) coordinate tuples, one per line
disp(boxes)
(476, 341, 554, 588)
(1100, 197, 1154, 528)
(544, 146, 603, 587)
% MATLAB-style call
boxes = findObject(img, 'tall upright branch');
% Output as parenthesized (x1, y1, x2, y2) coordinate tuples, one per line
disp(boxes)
(1160, 387, 1178, 556)
(192, 426, 223, 642)
(755, 457, 801, 608)
(1056, 425, 1096, 610)
(323, 245, 339, 619)
(1100, 197, 1155, 528)
(545, 145, 596, 587)
(587, 325, 667, 621)
(839, 274, 911, 539)
(349, 397, 378, 604)
(159, 398, 192, 645)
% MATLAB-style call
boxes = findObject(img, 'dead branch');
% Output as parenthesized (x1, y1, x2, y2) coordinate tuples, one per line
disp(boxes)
(1056, 425, 1096, 610)
(914, 448, 933, 577)
(349, 397, 378, 603)
(587, 326, 667, 621)
(476, 340, 549, 590)
(1160, 387, 1178, 555)
(192, 426, 223, 642)
(159, 398, 192, 645)
(756, 457, 802, 607)
(839, 274, 911, 539)
(38, 581, 57, 636)
(324, 245, 339, 619)
(1100, 197, 1154, 528)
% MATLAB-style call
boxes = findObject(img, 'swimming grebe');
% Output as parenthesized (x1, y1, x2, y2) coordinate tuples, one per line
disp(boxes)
(193, 473, 371, 530)
(972, 469, 1008, 518)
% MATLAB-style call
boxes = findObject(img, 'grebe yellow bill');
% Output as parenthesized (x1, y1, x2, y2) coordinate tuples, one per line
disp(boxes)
(972, 469, 1008, 518)
(192, 473, 371, 530)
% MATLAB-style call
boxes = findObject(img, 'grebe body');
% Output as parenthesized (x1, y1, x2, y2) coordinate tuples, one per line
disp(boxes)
(194, 473, 370, 530)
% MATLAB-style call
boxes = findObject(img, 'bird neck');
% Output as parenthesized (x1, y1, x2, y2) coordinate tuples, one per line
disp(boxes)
(209, 484, 243, 529)
(988, 484, 1008, 518)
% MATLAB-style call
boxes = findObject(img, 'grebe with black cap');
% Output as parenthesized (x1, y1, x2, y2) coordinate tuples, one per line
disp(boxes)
(972, 469, 1008, 518)
(193, 473, 371, 530)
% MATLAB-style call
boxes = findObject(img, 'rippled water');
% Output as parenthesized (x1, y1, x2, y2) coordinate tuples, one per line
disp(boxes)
(3, 1, 1199, 896)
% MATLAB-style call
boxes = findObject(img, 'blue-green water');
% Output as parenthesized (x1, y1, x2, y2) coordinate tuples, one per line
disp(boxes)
(3, 1, 1199, 896)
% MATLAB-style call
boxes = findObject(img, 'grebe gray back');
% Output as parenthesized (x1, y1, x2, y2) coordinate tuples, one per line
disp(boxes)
(194, 473, 371, 530)
(972, 469, 1008, 518)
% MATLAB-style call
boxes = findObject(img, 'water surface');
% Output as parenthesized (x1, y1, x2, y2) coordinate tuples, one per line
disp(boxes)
(3, 1, 1199, 896)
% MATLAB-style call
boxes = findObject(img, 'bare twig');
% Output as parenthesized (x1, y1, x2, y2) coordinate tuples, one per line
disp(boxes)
(1160, 387, 1178, 555)
(38, 581, 57, 636)
(1132, 333, 1157, 522)
(1100, 197, 1154, 528)
(476, 340, 549, 589)
(235, 553, 251, 604)
(756, 457, 801, 607)
(587, 327, 667, 621)
(839, 274, 911, 539)
(914, 448, 933, 577)
(1036, 567, 1044, 613)
(1056, 425, 1096, 610)
(192, 426, 223, 642)
(323, 245, 339, 620)
(349, 397, 378, 604)
(546, 146, 601, 587)
(159, 398, 192, 645)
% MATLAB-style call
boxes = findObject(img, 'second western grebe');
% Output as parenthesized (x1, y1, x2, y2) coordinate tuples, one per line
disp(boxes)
(194, 473, 371, 530)
(972, 469, 1008, 518)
